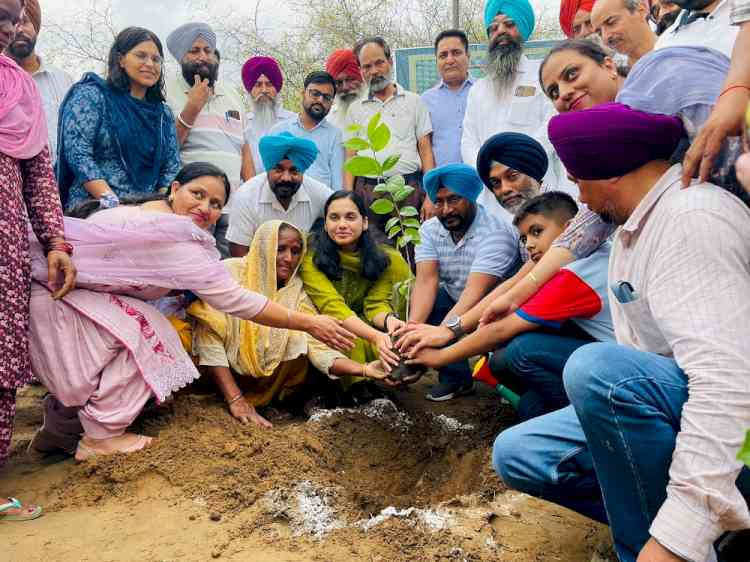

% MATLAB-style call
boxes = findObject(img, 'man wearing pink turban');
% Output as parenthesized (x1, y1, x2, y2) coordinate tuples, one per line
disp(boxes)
(241, 56, 295, 174)
(6, 0, 73, 166)
(495, 102, 750, 562)
(325, 49, 366, 131)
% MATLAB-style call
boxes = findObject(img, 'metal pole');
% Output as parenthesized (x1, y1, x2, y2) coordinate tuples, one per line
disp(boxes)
(452, 0, 460, 28)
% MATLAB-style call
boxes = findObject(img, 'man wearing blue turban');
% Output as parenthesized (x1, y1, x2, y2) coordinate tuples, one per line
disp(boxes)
(396, 164, 522, 402)
(226, 132, 332, 257)
(462, 0, 573, 211)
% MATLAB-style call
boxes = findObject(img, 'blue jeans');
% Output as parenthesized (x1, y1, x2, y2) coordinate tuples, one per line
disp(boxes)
(490, 331, 594, 421)
(426, 287, 472, 386)
(493, 343, 750, 562)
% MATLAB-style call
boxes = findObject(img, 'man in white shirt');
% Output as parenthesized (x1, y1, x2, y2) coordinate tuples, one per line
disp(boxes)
(496, 103, 750, 562)
(344, 36, 436, 236)
(227, 133, 332, 257)
(656, 0, 738, 56)
(6, 0, 73, 166)
(463, 0, 568, 194)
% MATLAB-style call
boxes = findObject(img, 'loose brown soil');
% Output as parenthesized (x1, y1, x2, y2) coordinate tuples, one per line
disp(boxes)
(1, 377, 613, 562)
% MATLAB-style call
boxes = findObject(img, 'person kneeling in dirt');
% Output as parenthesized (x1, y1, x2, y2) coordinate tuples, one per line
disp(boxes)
(498, 104, 750, 562)
(399, 163, 522, 402)
(300, 191, 412, 402)
(397, 191, 614, 421)
(188, 220, 388, 427)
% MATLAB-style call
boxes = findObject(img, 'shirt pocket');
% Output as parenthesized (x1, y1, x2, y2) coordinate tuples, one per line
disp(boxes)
(507, 93, 541, 129)
(617, 296, 671, 355)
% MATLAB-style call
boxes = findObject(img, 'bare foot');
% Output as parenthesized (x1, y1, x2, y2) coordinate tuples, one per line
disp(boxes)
(75, 433, 153, 462)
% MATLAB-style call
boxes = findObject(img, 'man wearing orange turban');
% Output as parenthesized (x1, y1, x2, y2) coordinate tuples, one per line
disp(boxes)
(6, 0, 74, 166)
(324, 49, 366, 131)
(559, 0, 597, 38)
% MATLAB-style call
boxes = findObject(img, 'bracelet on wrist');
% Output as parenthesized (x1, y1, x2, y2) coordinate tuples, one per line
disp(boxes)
(177, 113, 195, 129)
(718, 84, 750, 99)
(227, 393, 243, 405)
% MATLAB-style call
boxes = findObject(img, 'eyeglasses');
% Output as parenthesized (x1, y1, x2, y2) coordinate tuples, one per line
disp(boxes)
(307, 89, 334, 103)
(131, 51, 163, 66)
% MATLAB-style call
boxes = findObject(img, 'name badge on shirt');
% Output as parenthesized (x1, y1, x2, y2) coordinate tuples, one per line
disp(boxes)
(225, 110, 241, 121)
(514, 85, 536, 97)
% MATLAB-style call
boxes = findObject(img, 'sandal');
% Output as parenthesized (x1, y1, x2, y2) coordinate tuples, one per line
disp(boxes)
(74, 434, 153, 463)
(0, 498, 43, 522)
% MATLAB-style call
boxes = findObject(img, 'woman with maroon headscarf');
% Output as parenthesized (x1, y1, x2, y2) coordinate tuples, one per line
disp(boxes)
(0, 0, 76, 522)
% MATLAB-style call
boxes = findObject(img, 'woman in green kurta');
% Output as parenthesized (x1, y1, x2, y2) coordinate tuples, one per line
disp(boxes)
(301, 191, 410, 384)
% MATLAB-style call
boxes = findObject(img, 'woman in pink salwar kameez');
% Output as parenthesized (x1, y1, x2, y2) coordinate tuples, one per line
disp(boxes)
(28, 162, 355, 461)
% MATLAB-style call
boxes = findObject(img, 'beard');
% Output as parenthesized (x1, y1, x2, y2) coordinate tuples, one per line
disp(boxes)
(303, 100, 328, 123)
(656, 10, 681, 34)
(181, 60, 219, 87)
(670, 0, 713, 9)
(368, 73, 392, 95)
(485, 35, 523, 96)
(7, 33, 37, 60)
(499, 184, 540, 214)
(270, 180, 302, 201)
(250, 95, 281, 135)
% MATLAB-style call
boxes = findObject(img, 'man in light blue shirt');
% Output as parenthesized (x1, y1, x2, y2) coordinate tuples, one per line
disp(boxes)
(270, 71, 344, 190)
(405, 164, 521, 402)
(421, 30, 474, 166)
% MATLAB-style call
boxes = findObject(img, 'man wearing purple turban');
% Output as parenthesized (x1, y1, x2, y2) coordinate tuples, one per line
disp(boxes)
(494, 103, 750, 562)
(242, 56, 296, 175)
(165, 22, 255, 258)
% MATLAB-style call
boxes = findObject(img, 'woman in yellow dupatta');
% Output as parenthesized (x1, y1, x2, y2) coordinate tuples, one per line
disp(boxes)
(188, 220, 386, 427)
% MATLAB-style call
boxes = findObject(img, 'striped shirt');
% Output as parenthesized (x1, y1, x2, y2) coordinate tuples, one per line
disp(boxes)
(731, 0, 750, 23)
(609, 164, 750, 561)
(165, 74, 245, 191)
(415, 204, 521, 301)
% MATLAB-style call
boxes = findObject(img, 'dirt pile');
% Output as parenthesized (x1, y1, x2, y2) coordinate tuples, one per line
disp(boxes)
(3, 380, 613, 562)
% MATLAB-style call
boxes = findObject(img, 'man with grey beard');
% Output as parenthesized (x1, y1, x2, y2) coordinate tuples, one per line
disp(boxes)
(344, 36, 437, 236)
(462, 0, 571, 217)
(325, 49, 368, 131)
(241, 56, 296, 174)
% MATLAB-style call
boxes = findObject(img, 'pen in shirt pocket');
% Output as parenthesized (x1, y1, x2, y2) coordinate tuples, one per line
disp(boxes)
(612, 280, 638, 303)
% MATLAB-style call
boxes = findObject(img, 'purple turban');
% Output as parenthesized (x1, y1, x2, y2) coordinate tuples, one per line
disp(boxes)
(548, 103, 685, 180)
(242, 56, 283, 93)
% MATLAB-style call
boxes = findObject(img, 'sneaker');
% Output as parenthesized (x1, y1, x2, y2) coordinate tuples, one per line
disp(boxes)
(425, 381, 475, 402)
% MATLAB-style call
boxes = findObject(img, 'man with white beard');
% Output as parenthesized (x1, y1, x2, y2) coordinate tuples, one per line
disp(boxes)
(325, 49, 368, 132)
(241, 56, 296, 174)
(462, 0, 570, 217)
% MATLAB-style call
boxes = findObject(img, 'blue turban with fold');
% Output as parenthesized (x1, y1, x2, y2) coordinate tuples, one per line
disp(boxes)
(167, 23, 217, 62)
(424, 164, 485, 204)
(259, 132, 319, 173)
(484, 0, 536, 41)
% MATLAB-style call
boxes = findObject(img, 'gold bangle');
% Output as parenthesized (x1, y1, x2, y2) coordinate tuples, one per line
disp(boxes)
(286, 309, 292, 329)
(529, 272, 540, 285)
(362, 363, 367, 377)
(227, 393, 243, 405)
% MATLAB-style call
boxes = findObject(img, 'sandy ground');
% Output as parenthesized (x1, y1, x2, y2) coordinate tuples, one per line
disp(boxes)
(1, 377, 615, 562)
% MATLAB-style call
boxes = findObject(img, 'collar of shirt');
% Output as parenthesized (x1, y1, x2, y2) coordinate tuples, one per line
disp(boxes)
(294, 113, 329, 132)
(620, 164, 683, 242)
(31, 55, 49, 77)
(438, 76, 474, 91)
(436, 205, 484, 246)
(259, 176, 312, 211)
(364, 82, 406, 104)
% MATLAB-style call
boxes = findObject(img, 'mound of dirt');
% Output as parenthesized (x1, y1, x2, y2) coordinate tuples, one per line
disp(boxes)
(2, 379, 613, 562)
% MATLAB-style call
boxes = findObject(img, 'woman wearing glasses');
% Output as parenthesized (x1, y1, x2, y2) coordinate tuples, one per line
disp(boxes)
(56, 27, 181, 210)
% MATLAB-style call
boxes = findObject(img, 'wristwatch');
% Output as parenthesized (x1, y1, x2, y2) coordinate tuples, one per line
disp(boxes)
(445, 315, 465, 341)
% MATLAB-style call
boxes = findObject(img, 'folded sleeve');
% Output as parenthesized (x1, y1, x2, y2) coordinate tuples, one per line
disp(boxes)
(516, 269, 602, 328)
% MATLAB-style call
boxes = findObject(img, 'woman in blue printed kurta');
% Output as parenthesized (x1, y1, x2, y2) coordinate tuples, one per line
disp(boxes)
(57, 27, 180, 210)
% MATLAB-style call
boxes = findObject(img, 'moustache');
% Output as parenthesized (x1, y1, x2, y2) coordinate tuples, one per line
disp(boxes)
(490, 34, 517, 50)
(274, 181, 300, 191)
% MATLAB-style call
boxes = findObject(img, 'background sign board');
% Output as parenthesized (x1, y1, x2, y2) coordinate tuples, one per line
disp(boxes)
(395, 40, 561, 94)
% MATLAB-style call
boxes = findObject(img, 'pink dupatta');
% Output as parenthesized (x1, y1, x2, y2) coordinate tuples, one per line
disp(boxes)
(0, 55, 47, 159)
